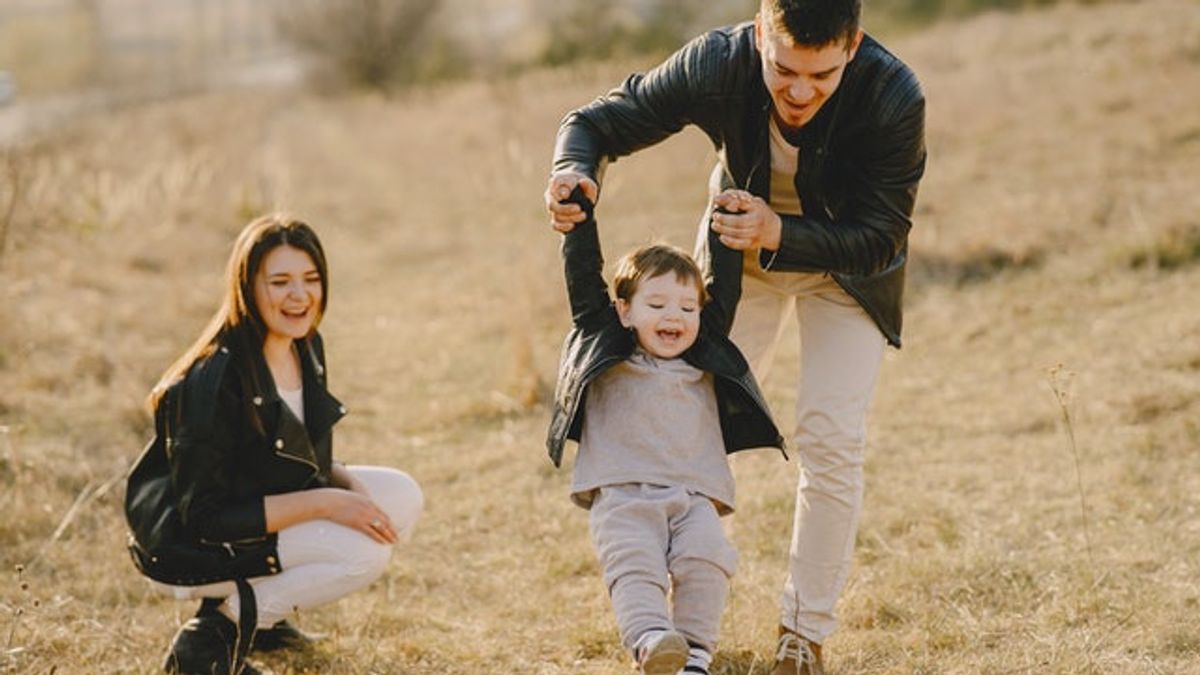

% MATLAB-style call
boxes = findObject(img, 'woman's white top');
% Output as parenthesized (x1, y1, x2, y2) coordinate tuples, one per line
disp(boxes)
(279, 385, 305, 423)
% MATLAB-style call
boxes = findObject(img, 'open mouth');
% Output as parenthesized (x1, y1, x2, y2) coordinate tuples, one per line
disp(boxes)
(282, 307, 310, 320)
(657, 329, 682, 342)
(785, 103, 811, 118)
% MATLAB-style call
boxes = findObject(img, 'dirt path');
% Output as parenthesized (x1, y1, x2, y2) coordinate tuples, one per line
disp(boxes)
(0, 56, 303, 147)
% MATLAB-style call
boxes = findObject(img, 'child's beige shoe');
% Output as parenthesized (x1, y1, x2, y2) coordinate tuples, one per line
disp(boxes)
(636, 630, 689, 675)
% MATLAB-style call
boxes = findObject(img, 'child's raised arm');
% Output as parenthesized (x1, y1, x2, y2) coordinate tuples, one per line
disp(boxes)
(559, 186, 617, 330)
(700, 203, 745, 337)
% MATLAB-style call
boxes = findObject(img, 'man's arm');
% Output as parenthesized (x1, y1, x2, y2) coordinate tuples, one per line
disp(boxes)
(766, 84, 926, 276)
(551, 36, 709, 179)
(547, 30, 732, 231)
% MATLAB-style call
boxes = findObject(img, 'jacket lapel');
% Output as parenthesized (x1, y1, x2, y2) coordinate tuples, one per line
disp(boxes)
(245, 337, 344, 475)
(300, 338, 346, 443)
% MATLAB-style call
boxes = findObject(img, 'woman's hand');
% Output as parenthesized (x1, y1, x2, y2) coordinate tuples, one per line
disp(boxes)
(320, 489, 398, 545)
(710, 189, 782, 251)
(264, 487, 397, 544)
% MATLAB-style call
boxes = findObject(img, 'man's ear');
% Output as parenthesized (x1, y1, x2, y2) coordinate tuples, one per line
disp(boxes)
(753, 12, 763, 51)
(616, 298, 632, 328)
(846, 28, 865, 61)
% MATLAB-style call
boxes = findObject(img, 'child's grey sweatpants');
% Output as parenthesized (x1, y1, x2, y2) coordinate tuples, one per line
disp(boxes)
(589, 483, 738, 653)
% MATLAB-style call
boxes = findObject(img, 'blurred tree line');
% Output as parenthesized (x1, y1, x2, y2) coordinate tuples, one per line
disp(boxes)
(0, 0, 1097, 99)
(278, 0, 1101, 92)
(871, 0, 1083, 25)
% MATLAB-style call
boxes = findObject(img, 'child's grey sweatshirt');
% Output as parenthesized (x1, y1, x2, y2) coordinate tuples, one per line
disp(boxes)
(570, 350, 735, 514)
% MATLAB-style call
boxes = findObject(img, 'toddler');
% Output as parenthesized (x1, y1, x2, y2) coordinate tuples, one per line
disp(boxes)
(546, 188, 784, 674)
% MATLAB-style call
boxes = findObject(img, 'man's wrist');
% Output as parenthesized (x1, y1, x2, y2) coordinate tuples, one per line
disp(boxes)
(764, 211, 783, 251)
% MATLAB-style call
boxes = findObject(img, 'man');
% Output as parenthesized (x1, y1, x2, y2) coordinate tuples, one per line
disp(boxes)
(543, 1, 925, 673)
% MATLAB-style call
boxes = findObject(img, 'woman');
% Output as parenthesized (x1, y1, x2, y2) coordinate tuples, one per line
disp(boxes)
(126, 215, 423, 674)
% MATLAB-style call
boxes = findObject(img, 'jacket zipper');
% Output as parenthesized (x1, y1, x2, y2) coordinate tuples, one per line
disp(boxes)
(198, 535, 268, 550)
(273, 449, 319, 473)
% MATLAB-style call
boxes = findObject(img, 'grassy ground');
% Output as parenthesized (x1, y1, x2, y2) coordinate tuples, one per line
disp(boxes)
(2, 1, 1199, 673)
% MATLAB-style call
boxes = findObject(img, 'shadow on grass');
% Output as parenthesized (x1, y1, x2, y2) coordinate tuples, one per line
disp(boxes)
(713, 647, 774, 675)
(1125, 223, 1200, 271)
(909, 245, 1044, 290)
(255, 642, 337, 673)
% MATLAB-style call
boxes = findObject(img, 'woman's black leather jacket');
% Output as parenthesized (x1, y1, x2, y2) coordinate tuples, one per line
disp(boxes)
(126, 331, 346, 585)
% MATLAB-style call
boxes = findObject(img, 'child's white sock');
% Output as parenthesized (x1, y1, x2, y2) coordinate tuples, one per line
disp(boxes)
(684, 645, 713, 674)
(633, 629, 667, 656)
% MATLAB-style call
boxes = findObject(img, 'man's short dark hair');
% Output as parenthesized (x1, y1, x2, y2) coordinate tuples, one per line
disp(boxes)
(761, 0, 861, 48)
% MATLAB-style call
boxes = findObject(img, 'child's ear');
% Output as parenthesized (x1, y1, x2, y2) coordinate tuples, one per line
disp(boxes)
(616, 298, 632, 327)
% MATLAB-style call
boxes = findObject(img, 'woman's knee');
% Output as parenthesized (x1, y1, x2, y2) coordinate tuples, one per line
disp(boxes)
(351, 466, 424, 537)
(323, 530, 392, 581)
(355, 539, 394, 580)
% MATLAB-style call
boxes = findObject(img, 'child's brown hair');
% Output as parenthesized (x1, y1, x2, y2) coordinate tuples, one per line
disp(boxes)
(612, 243, 708, 305)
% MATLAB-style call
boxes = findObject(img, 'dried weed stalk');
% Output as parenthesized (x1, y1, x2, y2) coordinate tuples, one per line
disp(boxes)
(0, 149, 22, 267)
(1047, 364, 1094, 568)
(5, 564, 38, 656)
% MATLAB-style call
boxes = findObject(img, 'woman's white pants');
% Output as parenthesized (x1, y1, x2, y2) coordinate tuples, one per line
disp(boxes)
(156, 466, 423, 628)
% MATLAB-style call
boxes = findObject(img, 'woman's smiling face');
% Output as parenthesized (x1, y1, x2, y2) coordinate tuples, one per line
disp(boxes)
(254, 244, 323, 344)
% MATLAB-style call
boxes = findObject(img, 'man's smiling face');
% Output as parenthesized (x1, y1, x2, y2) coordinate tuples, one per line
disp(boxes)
(756, 14, 862, 130)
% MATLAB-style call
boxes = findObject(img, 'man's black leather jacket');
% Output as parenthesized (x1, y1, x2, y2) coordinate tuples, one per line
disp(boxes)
(545, 190, 784, 467)
(552, 23, 926, 347)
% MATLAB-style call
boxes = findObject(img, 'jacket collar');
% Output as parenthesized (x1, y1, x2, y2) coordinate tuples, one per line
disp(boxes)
(243, 335, 346, 456)
(299, 339, 346, 442)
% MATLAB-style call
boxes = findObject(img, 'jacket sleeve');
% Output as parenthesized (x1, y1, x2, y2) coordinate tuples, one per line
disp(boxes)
(169, 369, 267, 543)
(700, 208, 745, 337)
(552, 31, 730, 184)
(560, 187, 618, 330)
(763, 75, 926, 276)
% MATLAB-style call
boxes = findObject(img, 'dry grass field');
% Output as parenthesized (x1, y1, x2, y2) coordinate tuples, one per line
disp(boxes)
(2, 1, 1200, 673)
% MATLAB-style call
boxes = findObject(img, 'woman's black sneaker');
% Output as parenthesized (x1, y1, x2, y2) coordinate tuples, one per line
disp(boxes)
(251, 620, 322, 652)
(162, 610, 261, 675)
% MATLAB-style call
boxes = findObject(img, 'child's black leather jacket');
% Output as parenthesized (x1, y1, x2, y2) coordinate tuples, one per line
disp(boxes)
(545, 191, 784, 467)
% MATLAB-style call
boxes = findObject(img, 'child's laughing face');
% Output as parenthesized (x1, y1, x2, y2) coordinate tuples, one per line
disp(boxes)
(617, 272, 702, 359)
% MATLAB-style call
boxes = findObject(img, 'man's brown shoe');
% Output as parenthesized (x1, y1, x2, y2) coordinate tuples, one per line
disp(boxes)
(771, 629, 824, 675)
